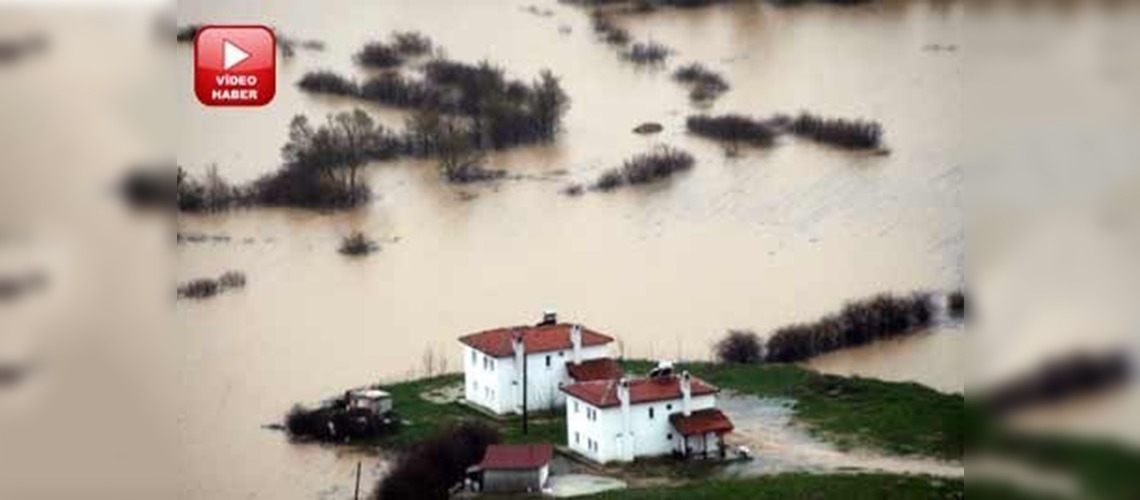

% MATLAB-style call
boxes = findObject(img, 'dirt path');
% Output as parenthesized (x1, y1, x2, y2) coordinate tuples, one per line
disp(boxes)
(718, 391, 964, 478)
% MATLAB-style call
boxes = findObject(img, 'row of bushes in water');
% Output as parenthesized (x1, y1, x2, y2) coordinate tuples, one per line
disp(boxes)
(593, 145, 696, 191)
(982, 351, 1131, 416)
(686, 112, 885, 150)
(177, 111, 386, 212)
(686, 114, 780, 147)
(789, 113, 884, 150)
(173, 24, 321, 58)
(588, 10, 673, 65)
(765, 293, 935, 362)
(177, 271, 246, 300)
(715, 292, 936, 364)
(169, 107, 521, 215)
(297, 58, 569, 151)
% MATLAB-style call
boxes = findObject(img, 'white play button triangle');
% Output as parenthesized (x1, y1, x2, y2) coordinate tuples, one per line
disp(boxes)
(222, 39, 250, 71)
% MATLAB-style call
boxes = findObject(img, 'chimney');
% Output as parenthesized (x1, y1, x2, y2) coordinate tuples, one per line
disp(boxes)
(680, 371, 692, 417)
(571, 324, 583, 365)
(618, 378, 633, 460)
(512, 330, 525, 409)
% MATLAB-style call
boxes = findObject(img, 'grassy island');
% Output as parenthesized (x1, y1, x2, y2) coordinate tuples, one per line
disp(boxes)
(360, 362, 963, 462)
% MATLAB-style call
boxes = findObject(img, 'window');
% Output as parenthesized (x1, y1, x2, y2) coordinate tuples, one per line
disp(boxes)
(648, 407, 655, 419)
(573, 401, 579, 413)
(575, 432, 580, 444)
(471, 350, 477, 364)
(666, 404, 673, 411)
(489, 359, 494, 371)
(667, 433, 673, 440)
(545, 355, 551, 368)
(559, 351, 564, 357)
(473, 381, 479, 392)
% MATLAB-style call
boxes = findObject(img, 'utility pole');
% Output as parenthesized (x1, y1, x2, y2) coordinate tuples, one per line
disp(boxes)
(353, 461, 361, 500)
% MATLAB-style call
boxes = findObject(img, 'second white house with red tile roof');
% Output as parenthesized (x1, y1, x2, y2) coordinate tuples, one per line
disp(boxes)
(561, 367, 735, 463)
(459, 312, 618, 415)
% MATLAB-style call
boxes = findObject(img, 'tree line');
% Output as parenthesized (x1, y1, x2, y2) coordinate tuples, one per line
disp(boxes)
(715, 292, 937, 364)
(686, 112, 886, 151)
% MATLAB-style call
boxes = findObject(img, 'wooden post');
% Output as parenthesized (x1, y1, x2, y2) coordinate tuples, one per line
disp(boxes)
(353, 461, 361, 500)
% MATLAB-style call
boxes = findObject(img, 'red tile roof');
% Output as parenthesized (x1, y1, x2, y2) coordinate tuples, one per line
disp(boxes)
(478, 444, 553, 470)
(566, 358, 624, 382)
(560, 375, 719, 408)
(670, 408, 735, 436)
(459, 323, 614, 358)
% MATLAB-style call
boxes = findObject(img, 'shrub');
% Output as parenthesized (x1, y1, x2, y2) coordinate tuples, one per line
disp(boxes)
(391, 31, 433, 56)
(715, 330, 763, 364)
(591, 11, 631, 46)
(686, 114, 778, 147)
(593, 169, 626, 191)
(360, 72, 449, 111)
(673, 63, 729, 102)
(218, 271, 247, 289)
(356, 41, 405, 68)
(339, 232, 378, 256)
(593, 146, 695, 190)
(376, 421, 501, 500)
(177, 278, 219, 299)
(789, 112, 884, 149)
(177, 271, 248, 299)
(297, 71, 358, 96)
(120, 166, 175, 210)
(285, 404, 322, 437)
(623, 41, 672, 64)
(765, 292, 936, 362)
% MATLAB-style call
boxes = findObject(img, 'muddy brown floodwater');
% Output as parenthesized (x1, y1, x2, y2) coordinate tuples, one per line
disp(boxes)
(174, 0, 964, 497)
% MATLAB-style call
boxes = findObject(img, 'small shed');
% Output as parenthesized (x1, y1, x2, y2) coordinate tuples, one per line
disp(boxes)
(670, 408, 735, 459)
(477, 443, 553, 493)
(347, 389, 392, 415)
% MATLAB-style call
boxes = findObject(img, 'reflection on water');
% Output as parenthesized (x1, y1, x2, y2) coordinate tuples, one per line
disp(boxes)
(174, 0, 964, 497)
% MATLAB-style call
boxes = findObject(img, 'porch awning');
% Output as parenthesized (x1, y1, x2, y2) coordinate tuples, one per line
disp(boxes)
(669, 408, 734, 436)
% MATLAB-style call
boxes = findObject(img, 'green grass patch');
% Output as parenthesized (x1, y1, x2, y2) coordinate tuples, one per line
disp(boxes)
(374, 373, 563, 449)
(583, 473, 963, 499)
(623, 361, 964, 460)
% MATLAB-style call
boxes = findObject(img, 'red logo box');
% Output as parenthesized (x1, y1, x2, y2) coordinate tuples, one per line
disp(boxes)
(194, 25, 276, 107)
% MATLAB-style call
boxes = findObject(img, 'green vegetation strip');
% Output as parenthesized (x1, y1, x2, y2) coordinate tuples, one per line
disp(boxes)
(969, 403, 1140, 500)
(376, 373, 563, 449)
(584, 473, 962, 500)
(623, 361, 964, 460)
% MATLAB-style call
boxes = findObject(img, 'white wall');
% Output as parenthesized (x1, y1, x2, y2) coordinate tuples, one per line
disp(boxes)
(464, 346, 509, 413)
(464, 344, 611, 415)
(565, 393, 716, 463)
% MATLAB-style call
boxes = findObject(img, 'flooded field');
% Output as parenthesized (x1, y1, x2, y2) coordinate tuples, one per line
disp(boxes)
(174, 0, 966, 497)
(8, 0, 1140, 499)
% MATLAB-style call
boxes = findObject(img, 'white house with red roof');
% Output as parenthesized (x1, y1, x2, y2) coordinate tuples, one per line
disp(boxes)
(561, 368, 735, 463)
(459, 312, 617, 415)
